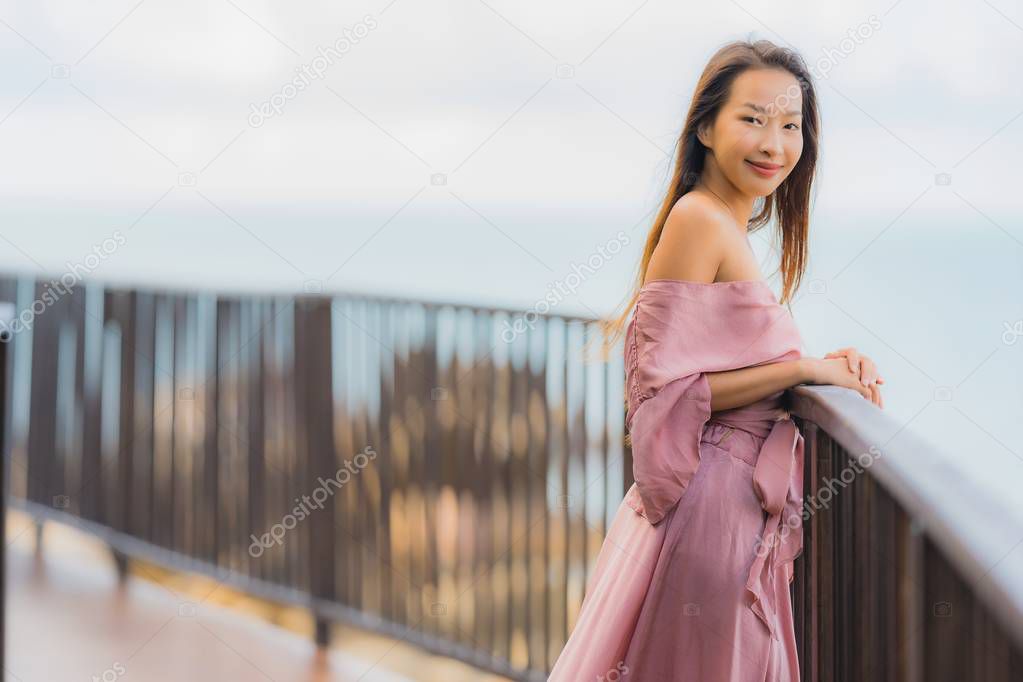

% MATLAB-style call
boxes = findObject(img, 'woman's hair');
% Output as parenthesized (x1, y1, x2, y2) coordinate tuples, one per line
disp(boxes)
(590, 39, 820, 367)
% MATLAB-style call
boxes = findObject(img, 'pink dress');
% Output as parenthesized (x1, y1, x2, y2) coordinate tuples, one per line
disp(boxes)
(548, 279, 806, 682)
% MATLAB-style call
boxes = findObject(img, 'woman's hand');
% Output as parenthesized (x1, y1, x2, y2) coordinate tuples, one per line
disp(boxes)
(824, 347, 884, 409)
(802, 348, 884, 408)
(824, 347, 882, 386)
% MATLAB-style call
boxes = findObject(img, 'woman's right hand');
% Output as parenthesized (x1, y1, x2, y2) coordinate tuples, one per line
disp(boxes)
(801, 357, 879, 405)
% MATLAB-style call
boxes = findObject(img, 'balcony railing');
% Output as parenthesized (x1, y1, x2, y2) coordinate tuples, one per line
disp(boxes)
(2, 274, 1021, 680)
(788, 385, 1023, 681)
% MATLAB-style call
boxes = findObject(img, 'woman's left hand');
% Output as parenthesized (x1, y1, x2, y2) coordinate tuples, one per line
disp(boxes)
(824, 347, 884, 409)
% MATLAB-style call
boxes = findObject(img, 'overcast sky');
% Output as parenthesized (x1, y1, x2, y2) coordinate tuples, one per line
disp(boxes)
(0, 0, 1019, 306)
(2, 0, 1020, 204)
(0, 0, 1014, 300)
(1, 5, 1018, 191)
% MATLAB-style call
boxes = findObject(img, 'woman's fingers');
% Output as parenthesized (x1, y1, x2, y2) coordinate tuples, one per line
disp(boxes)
(823, 349, 885, 401)
(859, 357, 879, 386)
(825, 348, 850, 361)
(848, 372, 871, 400)
(825, 347, 862, 375)
(869, 382, 883, 409)
(829, 347, 882, 387)
(844, 349, 861, 375)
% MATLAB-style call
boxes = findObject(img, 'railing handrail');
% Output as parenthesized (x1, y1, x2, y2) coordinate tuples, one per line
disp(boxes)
(789, 384, 1023, 652)
(0, 270, 602, 325)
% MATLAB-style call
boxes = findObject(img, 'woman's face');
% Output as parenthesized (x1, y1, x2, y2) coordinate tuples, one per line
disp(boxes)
(698, 68, 804, 198)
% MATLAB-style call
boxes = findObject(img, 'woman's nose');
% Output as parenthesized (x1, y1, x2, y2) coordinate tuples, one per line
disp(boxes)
(759, 128, 783, 157)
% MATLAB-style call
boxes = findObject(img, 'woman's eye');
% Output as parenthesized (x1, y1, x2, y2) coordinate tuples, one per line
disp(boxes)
(743, 116, 798, 130)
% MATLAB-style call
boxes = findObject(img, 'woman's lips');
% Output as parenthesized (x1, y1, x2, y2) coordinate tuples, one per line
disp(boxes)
(745, 159, 781, 177)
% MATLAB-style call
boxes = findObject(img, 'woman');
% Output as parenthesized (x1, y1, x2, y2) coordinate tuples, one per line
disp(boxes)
(548, 40, 884, 681)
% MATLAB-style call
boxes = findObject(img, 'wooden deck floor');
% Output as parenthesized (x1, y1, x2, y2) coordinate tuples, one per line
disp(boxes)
(4, 510, 511, 682)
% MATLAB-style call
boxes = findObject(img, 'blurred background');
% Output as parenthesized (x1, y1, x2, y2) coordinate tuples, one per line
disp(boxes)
(1, 0, 1022, 680)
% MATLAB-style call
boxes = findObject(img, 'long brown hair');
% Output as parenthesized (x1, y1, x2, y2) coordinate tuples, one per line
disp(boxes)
(590, 39, 820, 367)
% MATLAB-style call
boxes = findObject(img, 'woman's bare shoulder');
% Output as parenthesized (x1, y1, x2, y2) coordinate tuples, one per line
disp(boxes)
(645, 194, 731, 285)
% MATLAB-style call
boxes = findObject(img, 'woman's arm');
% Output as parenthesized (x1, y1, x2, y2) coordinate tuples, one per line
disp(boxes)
(705, 360, 808, 412)
(707, 355, 877, 411)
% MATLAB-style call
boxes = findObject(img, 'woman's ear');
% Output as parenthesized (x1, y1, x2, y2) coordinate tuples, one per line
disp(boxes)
(696, 121, 711, 148)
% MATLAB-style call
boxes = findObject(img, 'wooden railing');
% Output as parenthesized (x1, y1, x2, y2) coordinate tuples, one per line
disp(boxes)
(788, 385, 1023, 681)
(0, 275, 622, 681)
(2, 274, 1022, 680)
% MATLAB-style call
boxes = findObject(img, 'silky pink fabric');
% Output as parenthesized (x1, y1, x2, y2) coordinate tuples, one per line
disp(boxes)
(548, 279, 806, 682)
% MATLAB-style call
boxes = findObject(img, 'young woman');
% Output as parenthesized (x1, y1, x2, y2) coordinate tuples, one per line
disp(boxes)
(549, 40, 884, 681)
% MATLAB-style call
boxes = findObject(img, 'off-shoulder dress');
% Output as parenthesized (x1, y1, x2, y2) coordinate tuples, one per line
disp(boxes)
(548, 279, 806, 682)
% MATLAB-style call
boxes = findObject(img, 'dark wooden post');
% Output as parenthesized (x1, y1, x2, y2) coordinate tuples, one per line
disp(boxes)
(0, 301, 14, 675)
(294, 296, 336, 646)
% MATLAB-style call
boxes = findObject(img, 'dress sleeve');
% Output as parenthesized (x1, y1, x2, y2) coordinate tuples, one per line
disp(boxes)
(622, 279, 800, 525)
(625, 370, 713, 525)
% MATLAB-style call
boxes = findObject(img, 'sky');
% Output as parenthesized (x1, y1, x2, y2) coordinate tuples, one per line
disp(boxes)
(0, 1, 1019, 289)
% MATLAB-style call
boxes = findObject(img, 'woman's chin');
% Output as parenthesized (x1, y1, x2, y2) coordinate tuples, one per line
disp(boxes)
(737, 181, 777, 199)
